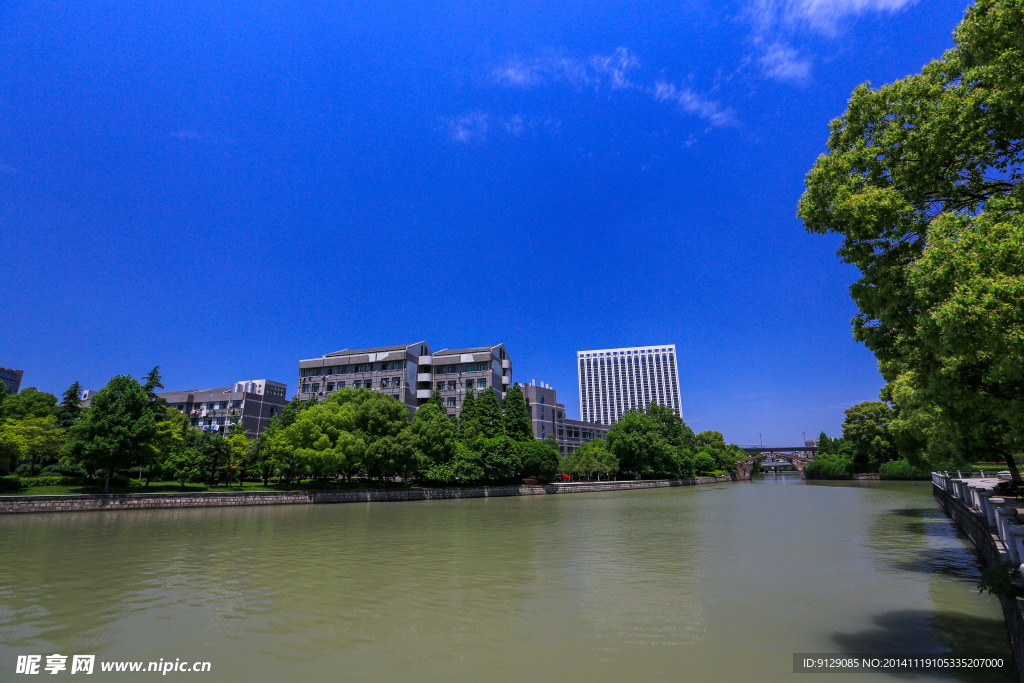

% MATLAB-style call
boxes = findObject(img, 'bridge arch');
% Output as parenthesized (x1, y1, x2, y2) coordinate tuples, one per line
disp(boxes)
(735, 452, 814, 480)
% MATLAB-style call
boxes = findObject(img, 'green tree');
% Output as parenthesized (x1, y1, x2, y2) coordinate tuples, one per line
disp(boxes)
(606, 410, 671, 478)
(65, 375, 158, 492)
(163, 448, 205, 489)
(501, 383, 533, 442)
(200, 436, 232, 486)
(363, 430, 417, 482)
(842, 401, 897, 470)
(479, 435, 521, 483)
(694, 452, 716, 476)
(475, 387, 503, 440)
(1, 387, 58, 421)
(55, 381, 84, 431)
(799, 0, 1024, 475)
(411, 401, 457, 475)
(518, 439, 559, 483)
(0, 416, 65, 476)
(354, 393, 409, 441)
(142, 366, 167, 408)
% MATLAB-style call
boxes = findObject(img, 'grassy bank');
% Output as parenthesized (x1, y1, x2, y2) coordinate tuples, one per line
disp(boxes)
(0, 479, 425, 496)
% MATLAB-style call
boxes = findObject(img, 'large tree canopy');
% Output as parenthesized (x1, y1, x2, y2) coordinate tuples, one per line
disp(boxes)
(799, 0, 1024, 468)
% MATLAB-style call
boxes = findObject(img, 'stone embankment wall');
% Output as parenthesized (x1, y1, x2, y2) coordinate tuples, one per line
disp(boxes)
(0, 475, 732, 515)
(933, 483, 1024, 683)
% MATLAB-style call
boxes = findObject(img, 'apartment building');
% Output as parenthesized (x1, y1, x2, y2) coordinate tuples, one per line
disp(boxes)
(162, 380, 288, 438)
(520, 381, 608, 457)
(296, 342, 513, 418)
(578, 345, 682, 425)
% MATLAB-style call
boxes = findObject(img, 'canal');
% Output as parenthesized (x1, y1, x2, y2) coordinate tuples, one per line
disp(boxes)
(0, 477, 1013, 681)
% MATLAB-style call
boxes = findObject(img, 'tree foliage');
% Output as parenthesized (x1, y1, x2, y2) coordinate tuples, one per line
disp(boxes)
(65, 375, 158, 492)
(501, 382, 533, 442)
(799, 0, 1024, 470)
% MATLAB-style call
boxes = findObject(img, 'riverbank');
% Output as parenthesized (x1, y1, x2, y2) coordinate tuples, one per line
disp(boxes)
(0, 474, 733, 514)
(933, 477, 1024, 682)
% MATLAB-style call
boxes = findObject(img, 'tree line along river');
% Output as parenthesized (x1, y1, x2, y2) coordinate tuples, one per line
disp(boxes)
(0, 476, 1014, 681)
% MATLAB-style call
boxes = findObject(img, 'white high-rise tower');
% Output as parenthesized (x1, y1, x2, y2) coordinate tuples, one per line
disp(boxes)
(577, 345, 682, 425)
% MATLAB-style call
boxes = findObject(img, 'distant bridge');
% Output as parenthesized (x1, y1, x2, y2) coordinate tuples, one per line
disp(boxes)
(739, 446, 818, 454)
(735, 450, 815, 480)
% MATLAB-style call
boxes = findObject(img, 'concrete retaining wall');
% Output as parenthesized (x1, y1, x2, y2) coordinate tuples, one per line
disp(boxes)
(934, 483, 1024, 682)
(0, 475, 733, 515)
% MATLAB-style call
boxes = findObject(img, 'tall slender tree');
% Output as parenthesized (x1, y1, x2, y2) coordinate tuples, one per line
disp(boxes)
(142, 366, 167, 408)
(475, 387, 503, 439)
(501, 382, 533, 442)
(55, 381, 84, 431)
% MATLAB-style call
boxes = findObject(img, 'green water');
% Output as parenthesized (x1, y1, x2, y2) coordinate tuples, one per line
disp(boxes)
(0, 478, 1013, 681)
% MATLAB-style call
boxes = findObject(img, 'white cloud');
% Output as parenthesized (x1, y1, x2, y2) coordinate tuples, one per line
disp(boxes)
(758, 43, 812, 83)
(493, 48, 639, 91)
(588, 47, 641, 90)
(491, 48, 735, 129)
(785, 0, 917, 34)
(652, 81, 737, 128)
(747, 0, 916, 81)
(444, 112, 490, 143)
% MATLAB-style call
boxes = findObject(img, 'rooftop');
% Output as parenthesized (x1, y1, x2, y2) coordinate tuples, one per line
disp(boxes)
(324, 342, 424, 358)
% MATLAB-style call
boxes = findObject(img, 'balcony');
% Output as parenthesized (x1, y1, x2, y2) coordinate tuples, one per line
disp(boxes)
(416, 389, 432, 399)
(418, 356, 433, 365)
(501, 375, 510, 385)
(417, 373, 432, 382)
(502, 358, 511, 370)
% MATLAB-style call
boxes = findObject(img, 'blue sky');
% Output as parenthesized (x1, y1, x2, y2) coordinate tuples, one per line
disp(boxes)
(0, 0, 970, 444)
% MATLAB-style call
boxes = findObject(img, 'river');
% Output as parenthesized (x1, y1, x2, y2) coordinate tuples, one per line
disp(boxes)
(0, 477, 1013, 681)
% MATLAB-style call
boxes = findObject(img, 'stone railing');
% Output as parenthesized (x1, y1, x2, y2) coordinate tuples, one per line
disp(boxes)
(933, 473, 1024, 681)
(0, 475, 733, 515)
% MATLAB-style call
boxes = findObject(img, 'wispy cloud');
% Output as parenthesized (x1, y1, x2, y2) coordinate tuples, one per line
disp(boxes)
(758, 43, 812, 83)
(443, 113, 561, 144)
(651, 81, 738, 128)
(170, 129, 236, 144)
(492, 48, 641, 91)
(747, 0, 917, 81)
(491, 47, 735, 130)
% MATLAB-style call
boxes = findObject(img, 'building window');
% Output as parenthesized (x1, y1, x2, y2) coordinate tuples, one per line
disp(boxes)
(311, 383, 320, 393)
(392, 378, 401, 388)
(446, 397, 456, 407)
(448, 380, 456, 391)
(477, 378, 486, 388)
(437, 382, 444, 391)
(302, 383, 310, 393)
(380, 378, 389, 388)
(232, 400, 242, 409)
(270, 406, 277, 415)
(354, 380, 362, 389)
(327, 382, 335, 391)
(338, 381, 346, 389)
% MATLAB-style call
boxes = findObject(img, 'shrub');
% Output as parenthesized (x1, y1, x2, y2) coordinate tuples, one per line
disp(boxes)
(694, 452, 716, 476)
(0, 476, 22, 492)
(804, 458, 854, 479)
(17, 476, 89, 487)
(879, 460, 931, 480)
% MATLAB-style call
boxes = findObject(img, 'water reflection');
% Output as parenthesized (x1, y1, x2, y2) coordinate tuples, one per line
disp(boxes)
(0, 481, 1013, 681)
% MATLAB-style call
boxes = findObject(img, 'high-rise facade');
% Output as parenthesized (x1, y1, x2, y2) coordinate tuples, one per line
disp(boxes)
(0, 367, 23, 394)
(577, 345, 682, 425)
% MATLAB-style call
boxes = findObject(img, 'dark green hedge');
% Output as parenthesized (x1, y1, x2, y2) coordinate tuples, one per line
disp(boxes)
(804, 458, 854, 479)
(879, 460, 931, 480)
